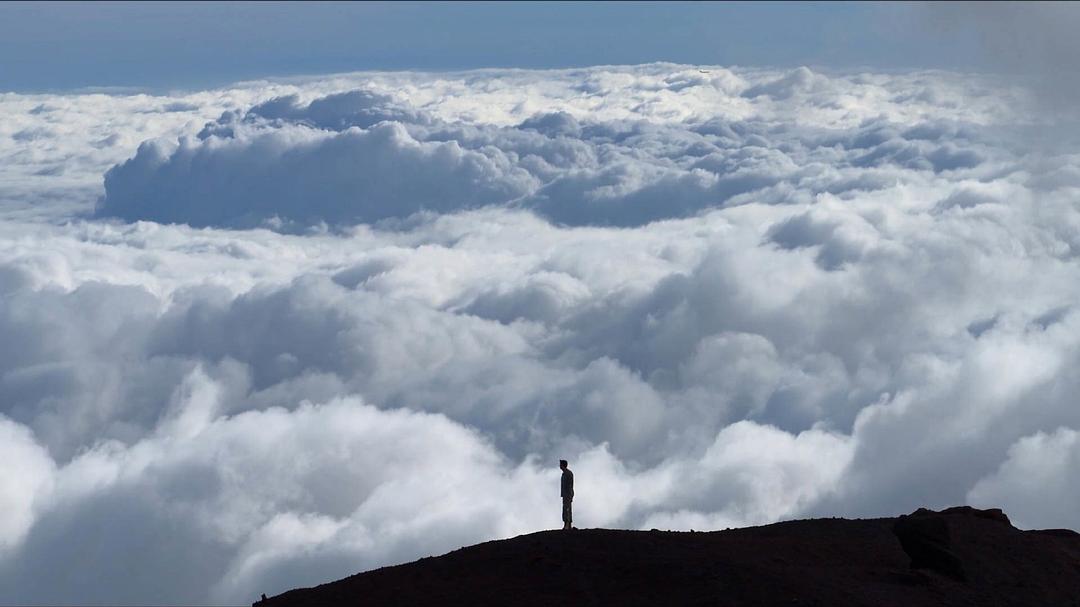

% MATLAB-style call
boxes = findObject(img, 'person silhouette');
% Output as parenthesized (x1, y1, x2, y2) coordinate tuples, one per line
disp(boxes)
(560, 459, 574, 530)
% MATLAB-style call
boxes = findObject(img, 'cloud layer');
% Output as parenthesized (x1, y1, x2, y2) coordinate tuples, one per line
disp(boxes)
(3, 64, 1080, 604)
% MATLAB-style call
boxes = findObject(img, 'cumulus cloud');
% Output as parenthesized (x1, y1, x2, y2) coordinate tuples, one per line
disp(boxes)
(94, 64, 1020, 229)
(2, 63, 1080, 604)
(99, 122, 537, 228)
(968, 427, 1080, 531)
(0, 417, 54, 552)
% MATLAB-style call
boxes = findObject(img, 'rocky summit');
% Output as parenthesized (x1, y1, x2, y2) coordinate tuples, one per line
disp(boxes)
(258, 507, 1080, 607)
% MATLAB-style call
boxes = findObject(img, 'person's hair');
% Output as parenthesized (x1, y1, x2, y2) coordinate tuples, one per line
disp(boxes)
(559, 459, 568, 468)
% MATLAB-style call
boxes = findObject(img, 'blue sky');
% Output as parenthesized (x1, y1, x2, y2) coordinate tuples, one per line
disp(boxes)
(0, 1, 985, 91)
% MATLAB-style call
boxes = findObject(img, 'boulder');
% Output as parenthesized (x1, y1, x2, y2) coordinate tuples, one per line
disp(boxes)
(893, 510, 966, 581)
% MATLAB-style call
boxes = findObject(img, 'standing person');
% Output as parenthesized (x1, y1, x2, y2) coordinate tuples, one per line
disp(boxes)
(560, 459, 574, 530)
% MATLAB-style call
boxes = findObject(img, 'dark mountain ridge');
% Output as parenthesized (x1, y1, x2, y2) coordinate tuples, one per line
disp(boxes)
(259, 506, 1080, 606)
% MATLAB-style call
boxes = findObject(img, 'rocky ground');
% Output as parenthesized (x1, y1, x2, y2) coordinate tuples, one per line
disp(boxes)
(258, 507, 1080, 606)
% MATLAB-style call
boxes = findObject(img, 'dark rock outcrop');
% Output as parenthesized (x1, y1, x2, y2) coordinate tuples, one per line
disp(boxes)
(259, 506, 1080, 607)
(892, 508, 967, 580)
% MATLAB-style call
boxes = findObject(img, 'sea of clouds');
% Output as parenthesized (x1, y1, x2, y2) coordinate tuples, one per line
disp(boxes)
(3, 63, 1080, 604)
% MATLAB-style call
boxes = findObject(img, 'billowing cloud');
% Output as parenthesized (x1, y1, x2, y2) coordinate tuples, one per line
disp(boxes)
(0, 417, 54, 552)
(2, 63, 1079, 604)
(99, 122, 538, 228)
(94, 64, 1020, 229)
(968, 427, 1080, 531)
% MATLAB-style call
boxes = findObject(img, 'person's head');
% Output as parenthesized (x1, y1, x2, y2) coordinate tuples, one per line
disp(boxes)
(559, 459, 568, 470)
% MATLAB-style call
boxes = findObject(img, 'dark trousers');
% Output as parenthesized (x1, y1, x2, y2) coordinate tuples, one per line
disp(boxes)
(562, 497, 573, 524)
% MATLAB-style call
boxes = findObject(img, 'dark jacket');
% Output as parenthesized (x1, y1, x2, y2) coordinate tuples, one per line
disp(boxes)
(561, 468, 574, 499)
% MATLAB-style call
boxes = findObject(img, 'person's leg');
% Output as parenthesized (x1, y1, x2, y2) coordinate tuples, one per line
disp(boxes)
(562, 498, 572, 529)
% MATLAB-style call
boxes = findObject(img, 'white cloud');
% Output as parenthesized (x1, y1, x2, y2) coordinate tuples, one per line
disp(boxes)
(99, 122, 538, 228)
(968, 427, 1080, 531)
(90, 64, 1023, 229)
(0, 373, 850, 604)
(0, 416, 54, 552)
(1, 63, 1079, 603)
